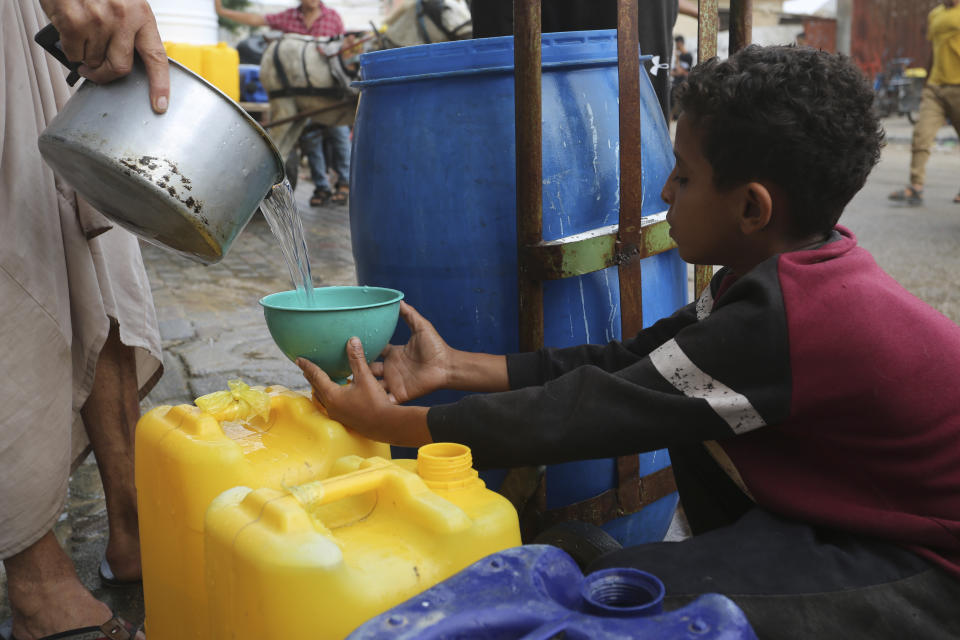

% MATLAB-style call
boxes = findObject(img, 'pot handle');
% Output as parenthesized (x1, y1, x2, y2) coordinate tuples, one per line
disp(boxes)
(34, 23, 82, 87)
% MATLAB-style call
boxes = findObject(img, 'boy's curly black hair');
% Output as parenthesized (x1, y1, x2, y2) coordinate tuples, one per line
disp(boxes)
(675, 45, 884, 237)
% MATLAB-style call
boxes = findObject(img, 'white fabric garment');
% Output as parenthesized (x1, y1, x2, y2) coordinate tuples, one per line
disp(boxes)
(1, 0, 162, 558)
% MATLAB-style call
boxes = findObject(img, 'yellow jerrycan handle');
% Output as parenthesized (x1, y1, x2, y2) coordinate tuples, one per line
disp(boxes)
(288, 453, 475, 535)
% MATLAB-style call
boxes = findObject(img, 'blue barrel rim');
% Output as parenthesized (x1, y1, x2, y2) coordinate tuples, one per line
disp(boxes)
(358, 29, 650, 85)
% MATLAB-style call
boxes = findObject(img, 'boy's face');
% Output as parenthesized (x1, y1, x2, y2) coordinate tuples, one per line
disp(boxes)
(661, 114, 760, 266)
(661, 114, 747, 268)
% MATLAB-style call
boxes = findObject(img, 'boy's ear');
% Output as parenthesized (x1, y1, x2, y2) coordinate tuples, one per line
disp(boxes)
(738, 181, 774, 235)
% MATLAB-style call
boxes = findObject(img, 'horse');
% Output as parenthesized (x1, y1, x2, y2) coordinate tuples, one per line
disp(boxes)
(259, 0, 473, 159)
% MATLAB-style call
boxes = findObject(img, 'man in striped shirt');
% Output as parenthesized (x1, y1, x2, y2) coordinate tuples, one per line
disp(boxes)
(299, 45, 960, 637)
(215, 0, 343, 37)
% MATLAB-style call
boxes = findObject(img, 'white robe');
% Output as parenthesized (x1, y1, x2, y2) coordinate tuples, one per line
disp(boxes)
(0, 0, 162, 558)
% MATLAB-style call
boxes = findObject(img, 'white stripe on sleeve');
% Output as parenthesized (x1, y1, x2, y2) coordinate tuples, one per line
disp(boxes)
(649, 338, 766, 434)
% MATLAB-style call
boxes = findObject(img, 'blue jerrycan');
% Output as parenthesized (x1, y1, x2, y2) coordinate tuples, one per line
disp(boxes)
(347, 544, 758, 639)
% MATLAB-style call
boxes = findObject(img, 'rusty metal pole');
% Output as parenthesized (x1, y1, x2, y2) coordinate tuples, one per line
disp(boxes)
(515, 0, 544, 353)
(693, 0, 720, 298)
(729, 0, 754, 53)
(697, 0, 720, 62)
(616, 0, 644, 337)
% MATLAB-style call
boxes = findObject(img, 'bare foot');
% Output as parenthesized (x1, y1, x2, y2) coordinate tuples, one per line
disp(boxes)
(4, 532, 144, 639)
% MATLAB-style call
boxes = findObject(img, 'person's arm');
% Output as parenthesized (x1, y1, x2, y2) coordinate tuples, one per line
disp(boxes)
(678, 0, 699, 18)
(39, 0, 170, 113)
(429, 261, 793, 469)
(505, 286, 706, 391)
(213, 0, 268, 27)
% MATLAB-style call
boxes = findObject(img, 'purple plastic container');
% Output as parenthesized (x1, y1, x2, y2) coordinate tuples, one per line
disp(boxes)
(347, 545, 758, 639)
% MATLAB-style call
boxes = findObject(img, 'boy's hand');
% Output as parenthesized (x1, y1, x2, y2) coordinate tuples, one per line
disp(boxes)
(370, 302, 454, 403)
(297, 338, 431, 446)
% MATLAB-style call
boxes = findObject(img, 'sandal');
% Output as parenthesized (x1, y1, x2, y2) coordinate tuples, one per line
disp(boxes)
(330, 184, 349, 205)
(8, 615, 140, 640)
(953, 191, 960, 204)
(309, 190, 332, 207)
(888, 186, 923, 206)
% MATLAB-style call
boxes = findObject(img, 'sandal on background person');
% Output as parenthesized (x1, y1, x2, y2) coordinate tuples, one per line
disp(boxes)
(888, 186, 923, 206)
(309, 189, 332, 207)
(330, 184, 349, 205)
(953, 191, 960, 204)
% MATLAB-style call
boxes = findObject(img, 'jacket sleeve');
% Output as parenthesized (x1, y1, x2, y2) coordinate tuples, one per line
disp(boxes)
(428, 260, 793, 468)
(506, 298, 700, 389)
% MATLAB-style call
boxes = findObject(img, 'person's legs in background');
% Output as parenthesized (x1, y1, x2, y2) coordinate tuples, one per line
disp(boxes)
(889, 85, 949, 206)
(300, 123, 333, 206)
(327, 125, 351, 205)
(940, 86, 960, 204)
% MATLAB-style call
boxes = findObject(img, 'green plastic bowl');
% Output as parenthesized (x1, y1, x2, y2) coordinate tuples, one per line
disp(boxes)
(260, 286, 404, 383)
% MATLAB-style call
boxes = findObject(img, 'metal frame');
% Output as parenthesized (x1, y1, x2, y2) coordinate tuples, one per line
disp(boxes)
(510, 0, 753, 535)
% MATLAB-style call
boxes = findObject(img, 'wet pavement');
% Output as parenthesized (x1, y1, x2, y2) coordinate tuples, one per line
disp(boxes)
(1, 116, 958, 631)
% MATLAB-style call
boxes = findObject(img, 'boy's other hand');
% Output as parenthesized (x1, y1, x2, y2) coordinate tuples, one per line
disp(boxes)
(370, 302, 453, 403)
(297, 339, 431, 446)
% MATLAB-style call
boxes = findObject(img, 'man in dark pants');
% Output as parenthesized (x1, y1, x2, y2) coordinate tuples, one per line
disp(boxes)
(468, 0, 698, 120)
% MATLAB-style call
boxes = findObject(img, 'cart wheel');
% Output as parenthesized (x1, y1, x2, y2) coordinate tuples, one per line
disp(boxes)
(532, 521, 623, 571)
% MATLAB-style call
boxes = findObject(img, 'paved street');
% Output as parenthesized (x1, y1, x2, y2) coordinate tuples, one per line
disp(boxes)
(1, 116, 958, 630)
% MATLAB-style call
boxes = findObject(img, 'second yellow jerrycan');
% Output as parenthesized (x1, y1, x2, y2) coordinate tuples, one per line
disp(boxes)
(204, 443, 522, 640)
(135, 382, 389, 640)
(201, 42, 240, 101)
(163, 41, 203, 75)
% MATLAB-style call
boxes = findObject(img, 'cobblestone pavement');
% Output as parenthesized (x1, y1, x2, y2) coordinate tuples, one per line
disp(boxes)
(2, 117, 958, 631)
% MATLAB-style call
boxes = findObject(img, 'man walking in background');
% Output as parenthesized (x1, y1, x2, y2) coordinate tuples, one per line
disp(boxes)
(888, 0, 960, 206)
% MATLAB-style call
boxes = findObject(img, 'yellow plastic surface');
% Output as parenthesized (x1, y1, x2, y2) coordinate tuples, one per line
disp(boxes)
(163, 41, 203, 75)
(204, 443, 522, 640)
(136, 384, 389, 640)
(163, 41, 240, 101)
(201, 42, 240, 101)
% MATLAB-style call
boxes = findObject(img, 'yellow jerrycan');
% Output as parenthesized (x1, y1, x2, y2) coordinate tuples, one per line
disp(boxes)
(163, 41, 203, 75)
(204, 443, 522, 640)
(201, 42, 240, 101)
(135, 382, 390, 640)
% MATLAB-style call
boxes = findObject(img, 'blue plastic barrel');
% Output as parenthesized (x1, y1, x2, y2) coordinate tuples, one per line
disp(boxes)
(347, 545, 758, 640)
(239, 63, 268, 102)
(350, 31, 686, 545)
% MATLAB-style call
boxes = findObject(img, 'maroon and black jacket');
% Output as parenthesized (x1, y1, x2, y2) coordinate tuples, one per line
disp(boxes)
(428, 226, 960, 576)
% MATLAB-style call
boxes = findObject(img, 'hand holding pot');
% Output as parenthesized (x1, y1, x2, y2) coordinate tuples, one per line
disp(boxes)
(39, 0, 169, 113)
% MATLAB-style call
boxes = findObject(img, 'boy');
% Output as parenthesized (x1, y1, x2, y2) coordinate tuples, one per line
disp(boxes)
(298, 46, 960, 637)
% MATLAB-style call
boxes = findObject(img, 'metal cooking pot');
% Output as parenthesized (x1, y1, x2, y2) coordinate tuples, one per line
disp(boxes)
(35, 25, 285, 264)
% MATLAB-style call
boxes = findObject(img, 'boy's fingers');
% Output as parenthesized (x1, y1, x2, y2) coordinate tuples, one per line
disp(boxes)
(346, 337, 375, 384)
(296, 357, 333, 401)
(399, 301, 422, 328)
(399, 301, 438, 336)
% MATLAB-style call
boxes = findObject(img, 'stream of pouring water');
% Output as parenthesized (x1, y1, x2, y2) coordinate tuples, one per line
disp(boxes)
(260, 178, 314, 306)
